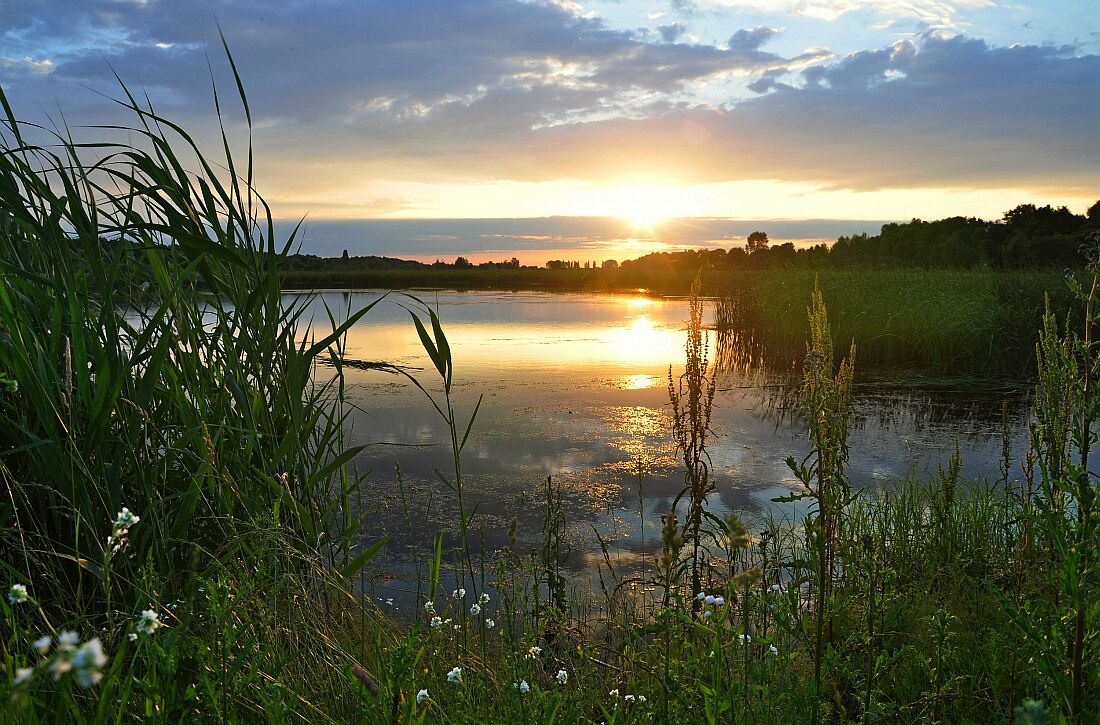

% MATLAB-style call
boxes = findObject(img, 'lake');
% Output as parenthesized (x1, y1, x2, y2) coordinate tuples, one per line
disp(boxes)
(296, 289, 1033, 601)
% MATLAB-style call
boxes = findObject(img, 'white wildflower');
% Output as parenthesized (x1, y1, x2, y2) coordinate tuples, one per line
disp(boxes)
(7, 584, 28, 604)
(135, 609, 162, 636)
(479, 592, 490, 605)
(14, 668, 33, 685)
(430, 616, 443, 628)
(556, 669, 568, 685)
(416, 688, 429, 703)
(128, 633, 138, 642)
(514, 679, 530, 693)
(485, 618, 495, 629)
(609, 688, 620, 697)
(114, 507, 139, 529)
(469, 604, 481, 616)
(34, 636, 51, 654)
(452, 588, 465, 599)
(50, 657, 73, 681)
(769, 644, 779, 655)
(639, 695, 647, 703)
(624, 694, 636, 702)
(424, 600, 435, 614)
(447, 666, 462, 683)
(738, 633, 752, 644)
(770, 583, 781, 592)
(57, 631, 80, 651)
(527, 645, 542, 658)
(71, 638, 107, 688)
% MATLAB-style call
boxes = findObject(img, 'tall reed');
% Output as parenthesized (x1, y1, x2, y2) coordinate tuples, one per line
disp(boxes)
(668, 274, 718, 609)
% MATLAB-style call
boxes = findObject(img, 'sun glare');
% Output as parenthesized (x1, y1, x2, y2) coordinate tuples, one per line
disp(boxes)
(625, 207, 667, 231)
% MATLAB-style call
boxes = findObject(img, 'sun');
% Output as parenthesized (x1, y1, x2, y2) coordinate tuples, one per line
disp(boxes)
(624, 207, 667, 231)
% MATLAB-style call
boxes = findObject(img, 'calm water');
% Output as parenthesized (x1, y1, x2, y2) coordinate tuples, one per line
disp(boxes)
(296, 290, 1032, 598)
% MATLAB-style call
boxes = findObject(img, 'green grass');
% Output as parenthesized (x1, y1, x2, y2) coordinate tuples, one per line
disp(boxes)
(717, 268, 1072, 376)
(1, 63, 1097, 723)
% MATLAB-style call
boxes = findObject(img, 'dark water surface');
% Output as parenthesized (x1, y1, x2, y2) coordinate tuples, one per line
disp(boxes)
(295, 290, 1033, 601)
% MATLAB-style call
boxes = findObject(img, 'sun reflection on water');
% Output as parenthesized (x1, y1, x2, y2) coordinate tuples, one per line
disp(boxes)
(619, 374, 660, 390)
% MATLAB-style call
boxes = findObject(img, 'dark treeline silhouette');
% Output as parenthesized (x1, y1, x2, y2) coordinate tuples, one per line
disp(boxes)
(280, 201, 1099, 284)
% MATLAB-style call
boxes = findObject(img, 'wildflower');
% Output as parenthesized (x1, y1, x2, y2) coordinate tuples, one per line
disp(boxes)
(50, 657, 73, 681)
(770, 583, 781, 592)
(452, 588, 465, 599)
(469, 603, 481, 616)
(71, 639, 107, 688)
(7, 583, 28, 604)
(527, 645, 542, 658)
(704, 610, 712, 618)
(708, 650, 715, 658)
(624, 694, 635, 702)
(479, 592, 490, 605)
(424, 600, 435, 614)
(609, 688, 620, 697)
(738, 633, 752, 644)
(14, 668, 33, 685)
(115, 507, 140, 528)
(447, 666, 462, 683)
(638, 695, 647, 703)
(514, 679, 530, 693)
(704, 594, 716, 605)
(34, 636, 51, 654)
(556, 669, 568, 685)
(453, 625, 461, 631)
(385, 598, 394, 606)
(416, 688, 429, 704)
(444, 618, 453, 625)
(57, 631, 80, 651)
(769, 644, 779, 655)
(128, 633, 138, 642)
(135, 609, 162, 636)
(696, 591, 706, 600)
(485, 618, 495, 629)
(430, 616, 443, 628)
(714, 596, 725, 606)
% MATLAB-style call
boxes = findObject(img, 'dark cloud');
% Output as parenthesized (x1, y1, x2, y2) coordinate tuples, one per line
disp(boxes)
(658, 23, 686, 43)
(279, 217, 889, 257)
(728, 27, 779, 52)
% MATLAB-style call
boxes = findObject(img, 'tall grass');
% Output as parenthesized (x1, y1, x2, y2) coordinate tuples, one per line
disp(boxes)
(712, 268, 1071, 376)
(0, 56, 384, 719)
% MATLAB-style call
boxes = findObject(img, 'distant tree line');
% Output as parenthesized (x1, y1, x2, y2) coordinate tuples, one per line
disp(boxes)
(281, 200, 1099, 275)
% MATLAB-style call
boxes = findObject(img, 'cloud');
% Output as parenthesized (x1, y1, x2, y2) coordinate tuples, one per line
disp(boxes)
(727, 27, 779, 52)
(1, 2, 1095, 210)
(699, 0, 995, 28)
(657, 23, 687, 42)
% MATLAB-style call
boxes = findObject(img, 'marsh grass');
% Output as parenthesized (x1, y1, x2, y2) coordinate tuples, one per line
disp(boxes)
(1, 64, 1097, 724)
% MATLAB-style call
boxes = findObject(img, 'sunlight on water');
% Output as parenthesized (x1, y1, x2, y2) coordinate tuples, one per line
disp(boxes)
(292, 289, 1034, 585)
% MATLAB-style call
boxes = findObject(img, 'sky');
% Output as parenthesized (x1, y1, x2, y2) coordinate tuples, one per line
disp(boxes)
(2, 0, 1098, 263)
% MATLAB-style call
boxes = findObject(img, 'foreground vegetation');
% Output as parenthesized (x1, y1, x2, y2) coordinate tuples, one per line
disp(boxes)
(2, 74, 1098, 723)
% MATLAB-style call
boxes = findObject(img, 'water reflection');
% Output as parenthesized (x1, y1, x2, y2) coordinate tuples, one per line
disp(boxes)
(293, 290, 1035, 592)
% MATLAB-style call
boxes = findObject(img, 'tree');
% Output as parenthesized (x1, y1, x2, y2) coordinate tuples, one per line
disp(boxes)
(341, 249, 349, 260)
(453, 256, 473, 268)
(747, 230, 769, 254)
